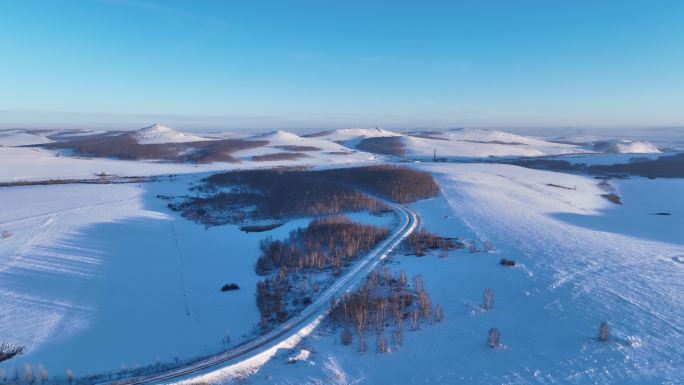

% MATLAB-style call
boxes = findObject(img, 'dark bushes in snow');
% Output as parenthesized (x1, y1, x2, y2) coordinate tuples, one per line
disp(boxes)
(499, 258, 516, 267)
(220, 283, 240, 291)
(0, 340, 25, 363)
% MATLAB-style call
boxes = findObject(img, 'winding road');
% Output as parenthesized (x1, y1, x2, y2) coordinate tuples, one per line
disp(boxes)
(97, 201, 418, 385)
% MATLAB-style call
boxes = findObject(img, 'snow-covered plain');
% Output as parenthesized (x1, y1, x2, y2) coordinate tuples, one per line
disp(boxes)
(1, 126, 683, 384)
(221, 163, 684, 385)
(0, 176, 392, 376)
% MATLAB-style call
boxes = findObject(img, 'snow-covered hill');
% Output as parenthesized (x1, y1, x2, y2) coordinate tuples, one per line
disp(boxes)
(0, 130, 54, 146)
(404, 128, 587, 158)
(238, 130, 369, 159)
(306, 127, 400, 142)
(131, 124, 210, 144)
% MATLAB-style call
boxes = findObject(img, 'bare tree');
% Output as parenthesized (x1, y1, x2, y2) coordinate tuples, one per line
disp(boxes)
(341, 325, 353, 345)
(358, 333, 367, 353)
(38, 365, 48, 385)
(12, 366, 19, 383)
(392, 328, 403, 349)
(376, 333, 389, 353)
(66, 369, 74, 385)
(483, 288, 494, 310)
(410, 310, 420, 330)
(487, 328, 500, 348)
(433, 304, 444, 322)
(598, 321, 610, 342)
(24, 364, 35, 385)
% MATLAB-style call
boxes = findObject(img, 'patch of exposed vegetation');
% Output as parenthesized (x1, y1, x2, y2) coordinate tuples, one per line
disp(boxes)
(0, 340, 25, 363)
(546, 183, 576, 190)
(511, 152, 684, 178)
(355, 136, 405, 156)
(251, 152, 310, 161)
(402, 227, 463, 257)
(499, 258, 516, 267)
(328, 268, 443, 353)
(239, 223, 284, 233)
(42, 134, 267, 163)
(220, 283, 240, 291)
(601, 193, 622, 205)
(274, 145, 321, 152)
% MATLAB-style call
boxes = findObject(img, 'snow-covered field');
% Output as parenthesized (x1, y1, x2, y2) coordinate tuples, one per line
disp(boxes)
(1, 126, 682, 384)
(219, 163, 684, 385)
(0, 175, 392, 376)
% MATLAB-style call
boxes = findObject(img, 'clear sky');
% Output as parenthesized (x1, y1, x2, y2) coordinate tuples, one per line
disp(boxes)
(1, 0, 683, 132)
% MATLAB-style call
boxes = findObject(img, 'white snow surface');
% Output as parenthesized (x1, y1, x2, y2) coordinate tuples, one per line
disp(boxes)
(0, 130, 54, 146)
(309, 127, 401, 142)
(227, 163, 684, 385)
(0, 178, 392, 375)
(405, 128, 587, 158)
(131, 124, 211, 144)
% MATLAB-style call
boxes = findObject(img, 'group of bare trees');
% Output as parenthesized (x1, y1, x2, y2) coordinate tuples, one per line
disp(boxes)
(256, 215, 389, 275)
(403, 227, 462, 257)
(0, 364, 72, 385)
(328, 268, 443, 354)
(254, 216, 389, 328)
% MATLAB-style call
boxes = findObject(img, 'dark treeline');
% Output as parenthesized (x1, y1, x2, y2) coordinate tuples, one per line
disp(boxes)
(274, 145, 322, 152)
(207, 165, 439, 203)
(43, 134, 267, 163)
(256, 215, 389, 275)
(177, 166, 438, 225)
(511, 152, 684, 178)
(403, 227, 463, 257)
(251, 152, 309, 161)
(315, 165, 440, 203)
(175, 171, 386, 225)
(328, 267, 442, 353)
(355, 136, 405, 156)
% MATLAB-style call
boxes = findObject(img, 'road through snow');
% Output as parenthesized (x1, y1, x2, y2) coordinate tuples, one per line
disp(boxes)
(96, 201, 417, 385)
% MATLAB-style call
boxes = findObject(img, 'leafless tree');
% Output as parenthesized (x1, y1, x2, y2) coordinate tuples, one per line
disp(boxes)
(433, 304, 444, 322)
(24, 364, 35, 385)
(392, 328, 403, 349)
(341, 325, 353, 345)
(483, 288, 494, 310)
(358, 333, 367, 353)
(410, 310, 420, 330)
(66, 369, 74, 385)
(376, 333, 389, 353)
(487, 328, 500, 348)
(38, 365, 48, 385)
(598, 321, 610, 342)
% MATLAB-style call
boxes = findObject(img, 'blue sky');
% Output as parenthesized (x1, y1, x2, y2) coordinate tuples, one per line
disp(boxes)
(1, 0, 683, 131)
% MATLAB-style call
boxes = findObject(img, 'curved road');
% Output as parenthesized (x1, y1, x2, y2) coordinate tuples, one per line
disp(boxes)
(97, 202, 417, 385)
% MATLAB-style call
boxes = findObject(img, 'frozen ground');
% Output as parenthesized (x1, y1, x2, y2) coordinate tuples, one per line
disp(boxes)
(0, 176, 392, 376)
(223, 163, 683, 385)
